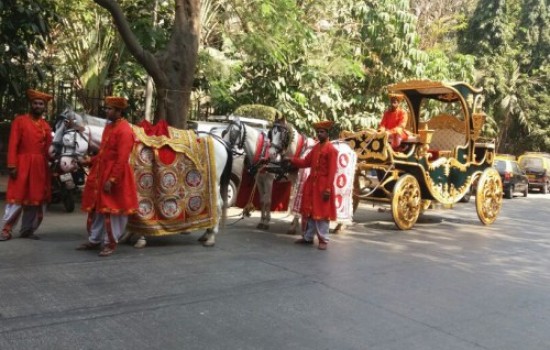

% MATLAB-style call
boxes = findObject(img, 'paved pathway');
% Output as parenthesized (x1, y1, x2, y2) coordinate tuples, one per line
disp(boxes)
(1, 190, 550, 349)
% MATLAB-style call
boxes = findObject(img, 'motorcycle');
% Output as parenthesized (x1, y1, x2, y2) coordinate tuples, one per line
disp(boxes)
(50, 168, 85, 213)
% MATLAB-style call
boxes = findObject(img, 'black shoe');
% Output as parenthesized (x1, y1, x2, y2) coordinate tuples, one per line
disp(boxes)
(76, 242, 101, 250)
(294, 237, 313, 245)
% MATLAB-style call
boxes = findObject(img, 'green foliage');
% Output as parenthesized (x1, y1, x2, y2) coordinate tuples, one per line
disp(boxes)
(52, 2, 122, 100)
(0, 0, 58, 98)
(460, 0, 549, 153)
(233, 104, 280, 121)
(198, 0, 433, 135)
(5, 0, 545, 151)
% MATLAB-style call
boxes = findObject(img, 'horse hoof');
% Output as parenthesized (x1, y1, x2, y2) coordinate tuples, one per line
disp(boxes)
(286, 229, 297, 235)
(256, 223, 265, 230)
(202, 237, 215, 247)
(134, 238, 147, 249)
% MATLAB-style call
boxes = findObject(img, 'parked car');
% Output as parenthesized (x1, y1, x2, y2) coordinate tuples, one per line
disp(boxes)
(518, 152, 550, 194)
(494, 156, 529, 199)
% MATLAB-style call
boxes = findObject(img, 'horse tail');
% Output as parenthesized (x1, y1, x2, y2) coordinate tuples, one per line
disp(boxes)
(219, 142, 233, 229)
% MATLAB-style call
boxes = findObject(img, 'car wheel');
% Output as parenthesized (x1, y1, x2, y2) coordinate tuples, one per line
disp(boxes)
(226, 179, 237, 207)
(504, 185, 513, 199)
(63, 193, 76, 213)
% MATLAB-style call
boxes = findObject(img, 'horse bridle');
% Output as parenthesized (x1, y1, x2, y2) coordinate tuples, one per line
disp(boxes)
(268, 123, 291, 154)
(52, 116, 92, 160)
(223, 119, 247, 151)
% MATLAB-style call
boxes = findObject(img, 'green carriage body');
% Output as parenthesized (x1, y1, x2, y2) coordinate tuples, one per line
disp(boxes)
(343, 80, 503, 229)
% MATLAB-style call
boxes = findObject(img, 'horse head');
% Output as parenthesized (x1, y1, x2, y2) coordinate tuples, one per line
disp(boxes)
(222, 117, 246, 151)
(50, 108, 102, 173)
(267, 117, 292, 163)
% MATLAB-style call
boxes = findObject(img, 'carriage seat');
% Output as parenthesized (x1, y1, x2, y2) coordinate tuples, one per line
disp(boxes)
(421, 114, 466, 161)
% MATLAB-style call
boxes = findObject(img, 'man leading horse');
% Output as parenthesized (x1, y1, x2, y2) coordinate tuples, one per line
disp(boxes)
(75, 96, 138, 257)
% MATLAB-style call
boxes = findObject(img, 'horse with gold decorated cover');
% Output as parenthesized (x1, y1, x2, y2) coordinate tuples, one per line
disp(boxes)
(50, 109, 232, 247)
(341, 80, 502, 230)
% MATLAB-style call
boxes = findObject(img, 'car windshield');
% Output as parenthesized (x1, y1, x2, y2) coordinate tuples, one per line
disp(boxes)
(519, 157, 543, 169)
(495, 160, 506, 172)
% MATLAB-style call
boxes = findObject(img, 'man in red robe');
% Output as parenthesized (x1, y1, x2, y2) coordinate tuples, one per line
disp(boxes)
(76, 96, 138, 256)
(379, 93, 409, 149)
(0, 89, 53, 241)
(289, 120, 338, 250)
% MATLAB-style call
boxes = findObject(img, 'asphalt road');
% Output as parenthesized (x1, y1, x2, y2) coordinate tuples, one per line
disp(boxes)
(0, 192, 549, 350)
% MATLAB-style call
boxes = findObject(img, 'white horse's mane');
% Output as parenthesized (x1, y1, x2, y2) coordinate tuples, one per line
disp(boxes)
(61, 108, 107, 128)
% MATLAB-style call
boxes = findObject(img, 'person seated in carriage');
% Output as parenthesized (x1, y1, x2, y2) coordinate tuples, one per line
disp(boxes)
(378, 92, 412, 150)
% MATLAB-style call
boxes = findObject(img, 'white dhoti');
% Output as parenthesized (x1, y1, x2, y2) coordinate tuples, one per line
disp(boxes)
(303, 218, 330, 243)
(86, 212, 128, 248)
(1, 203, 46, 236)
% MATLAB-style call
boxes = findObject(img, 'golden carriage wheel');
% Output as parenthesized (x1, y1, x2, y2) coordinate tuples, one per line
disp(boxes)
(391, 174, 422, 230)
(475, 167, 503, 225)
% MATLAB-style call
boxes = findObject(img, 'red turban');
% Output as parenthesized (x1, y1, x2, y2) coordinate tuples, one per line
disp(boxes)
(105, 96, 128, 110)
(312, 120, 334, 130)
(26, 89, 53, 102)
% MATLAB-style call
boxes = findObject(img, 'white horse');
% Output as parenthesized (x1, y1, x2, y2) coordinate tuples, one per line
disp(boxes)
(222, 117, 315, 231)
(267, 118, 356, 235)
(50, 108, 232, 248)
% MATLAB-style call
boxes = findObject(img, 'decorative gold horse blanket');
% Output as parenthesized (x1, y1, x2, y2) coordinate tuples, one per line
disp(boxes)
(127, 121, 218, 236)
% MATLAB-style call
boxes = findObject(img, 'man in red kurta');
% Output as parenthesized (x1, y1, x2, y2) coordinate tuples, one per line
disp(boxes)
(76, 96, 138, 256)
(290, 120, 338, 250)
(379, 93, 409, 149)
(0, 89, 53, 241)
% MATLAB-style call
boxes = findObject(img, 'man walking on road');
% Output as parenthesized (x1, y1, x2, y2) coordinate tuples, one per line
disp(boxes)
(287, 120, 338, 250)
(0, 89, 53, 241)
(75, 96, 138, 256)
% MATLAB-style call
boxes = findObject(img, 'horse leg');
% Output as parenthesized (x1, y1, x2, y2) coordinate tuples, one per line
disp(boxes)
(199, 179, 224, 247)
(287, 215, 300, 235)
(257, 176, 273, 230)
(330, 222, 346, 234)
(256, 177, 269, 230)
(262, 177, 273, 230)
(199, 228, 216, 247)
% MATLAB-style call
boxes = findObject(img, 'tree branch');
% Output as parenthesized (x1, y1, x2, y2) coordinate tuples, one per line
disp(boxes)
(93, 0, 164, 82)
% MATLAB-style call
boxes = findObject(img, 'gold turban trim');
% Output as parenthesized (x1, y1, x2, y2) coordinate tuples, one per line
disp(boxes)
(26, 89, 53, 102)
(312, 120, 334, 130)
(105, 96, 128, 110)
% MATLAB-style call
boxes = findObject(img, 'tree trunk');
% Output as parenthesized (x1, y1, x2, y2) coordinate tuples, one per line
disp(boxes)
(93, 0, 200, 128)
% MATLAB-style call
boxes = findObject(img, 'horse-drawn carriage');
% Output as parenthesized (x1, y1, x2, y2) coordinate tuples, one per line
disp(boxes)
(342, 80, 503, 229)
